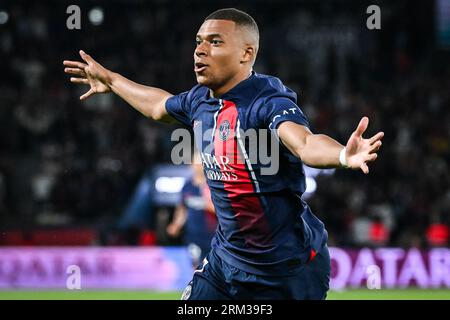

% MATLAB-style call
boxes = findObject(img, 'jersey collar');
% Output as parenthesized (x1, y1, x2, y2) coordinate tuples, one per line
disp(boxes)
(204, 71, 257, 103)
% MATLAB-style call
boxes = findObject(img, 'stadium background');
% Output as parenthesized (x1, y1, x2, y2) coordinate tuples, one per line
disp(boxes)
(0, 0, 449, 299)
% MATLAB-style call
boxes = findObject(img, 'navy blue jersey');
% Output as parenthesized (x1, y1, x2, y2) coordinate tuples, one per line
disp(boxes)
(166, 72, 328, 276)
(181, 179, 217, 249)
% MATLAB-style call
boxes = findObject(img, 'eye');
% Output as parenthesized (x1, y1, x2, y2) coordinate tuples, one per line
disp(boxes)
(211, 39, 223, 46)
(195, 39, 202, 46)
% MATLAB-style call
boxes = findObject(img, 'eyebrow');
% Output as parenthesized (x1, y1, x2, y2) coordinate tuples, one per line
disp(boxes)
(196, 33, 224, 39)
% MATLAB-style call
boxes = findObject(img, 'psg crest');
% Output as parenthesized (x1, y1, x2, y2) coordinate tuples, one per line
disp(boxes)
(218, 120, 231, 141)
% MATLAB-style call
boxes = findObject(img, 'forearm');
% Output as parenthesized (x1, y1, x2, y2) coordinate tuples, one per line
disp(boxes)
(297, 134, 344, 168)
(108, 72, 173, 121)
(278, 118, 383, 173)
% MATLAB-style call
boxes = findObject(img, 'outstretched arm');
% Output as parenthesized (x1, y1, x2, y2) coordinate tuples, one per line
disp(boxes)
(278, 117, 384, 174)
(63, 50, 174, 122)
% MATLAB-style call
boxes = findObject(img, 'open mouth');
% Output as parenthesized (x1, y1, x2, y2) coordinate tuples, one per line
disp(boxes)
(194, 62, 208, 72)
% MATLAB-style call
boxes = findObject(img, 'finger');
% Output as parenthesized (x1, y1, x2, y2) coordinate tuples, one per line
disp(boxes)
(70, 77, 89, 84)
(63, 60, 88, 69)
(361, 163, 369, 174)
(64, 67, 86, 77)
(365, 153, 378, 162)
(355, 116, 369, 137)
(369, 132, 384, 144)
(369, 141, 382, 153)
(79, 50, 94, 64)
(80, 88, 95, 100)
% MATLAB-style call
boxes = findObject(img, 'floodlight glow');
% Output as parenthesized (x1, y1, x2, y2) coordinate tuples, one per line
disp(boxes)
(89, 8, 104, 26)
(0, 11, 9, 24)
(155, 177, 185, 193)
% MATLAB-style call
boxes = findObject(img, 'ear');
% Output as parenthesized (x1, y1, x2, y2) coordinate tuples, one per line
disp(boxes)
(241, 45, 256, 64)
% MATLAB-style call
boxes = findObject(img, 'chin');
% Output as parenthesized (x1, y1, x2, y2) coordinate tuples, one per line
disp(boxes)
(197, 75, 211, 86)
(196, 74, 215, 88)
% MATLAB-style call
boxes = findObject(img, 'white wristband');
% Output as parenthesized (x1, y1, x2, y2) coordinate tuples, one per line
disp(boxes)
(339, 147, 348, 168)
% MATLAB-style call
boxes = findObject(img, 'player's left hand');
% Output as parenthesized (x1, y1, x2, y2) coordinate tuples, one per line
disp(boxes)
(345, 117, 384, 174)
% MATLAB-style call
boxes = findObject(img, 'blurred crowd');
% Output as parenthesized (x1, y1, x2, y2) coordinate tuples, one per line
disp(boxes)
(0, 1, 448, 247)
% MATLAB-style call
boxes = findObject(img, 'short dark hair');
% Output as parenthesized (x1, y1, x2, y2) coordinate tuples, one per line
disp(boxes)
(205, 8, 259, 40)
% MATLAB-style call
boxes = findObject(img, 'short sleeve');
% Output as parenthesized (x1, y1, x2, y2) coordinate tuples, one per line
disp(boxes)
(165, 91, 192, 127)
(261, 97, 310, 130)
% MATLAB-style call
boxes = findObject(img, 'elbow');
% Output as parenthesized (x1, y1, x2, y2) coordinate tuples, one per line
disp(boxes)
(294, 146, 305, 162)
(294, 134, 312, 163)
(296, 136, 310, 160)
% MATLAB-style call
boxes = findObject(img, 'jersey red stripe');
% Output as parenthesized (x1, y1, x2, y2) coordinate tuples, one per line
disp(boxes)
(213, 100, 271, 247)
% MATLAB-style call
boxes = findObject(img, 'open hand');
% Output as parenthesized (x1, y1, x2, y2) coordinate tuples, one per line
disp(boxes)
(345, 117, 384, 174)
(63, 50, 111, 100)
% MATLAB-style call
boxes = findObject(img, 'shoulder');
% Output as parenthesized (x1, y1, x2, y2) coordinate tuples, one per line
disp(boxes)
(169, 84, 208, 107)
(246, 73, 310, 128)
(254, 73, 289, 91)
(249, 73, 299, 115)
(251, 73, 298, 106)
(186, 84, 208, 103)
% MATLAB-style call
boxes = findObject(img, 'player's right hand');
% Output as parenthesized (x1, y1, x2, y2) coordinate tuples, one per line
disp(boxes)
(63, 50, 112, 100)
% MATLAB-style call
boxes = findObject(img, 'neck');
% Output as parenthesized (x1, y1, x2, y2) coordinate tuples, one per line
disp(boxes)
(210, 69, 252, 98)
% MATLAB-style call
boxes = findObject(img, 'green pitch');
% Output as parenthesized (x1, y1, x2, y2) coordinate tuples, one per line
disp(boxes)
(0, 289, 449, 300)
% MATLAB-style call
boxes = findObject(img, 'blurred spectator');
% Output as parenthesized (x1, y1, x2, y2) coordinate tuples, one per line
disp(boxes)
(166, 152, 217, 267)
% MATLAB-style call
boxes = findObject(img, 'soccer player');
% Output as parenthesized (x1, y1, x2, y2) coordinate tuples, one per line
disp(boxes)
(63, 8, 384, 299)
(167, 152, 217, 268)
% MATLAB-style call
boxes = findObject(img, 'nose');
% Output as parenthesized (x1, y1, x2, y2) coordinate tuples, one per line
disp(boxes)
(195, 41, 208, 57)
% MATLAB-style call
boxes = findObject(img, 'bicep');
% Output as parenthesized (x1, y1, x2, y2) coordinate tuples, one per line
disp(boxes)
(277, 121, 313, 159)
(157, 96, 177, 123)
(155, 95, 176, 123)
(163, 92, 193, 126)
